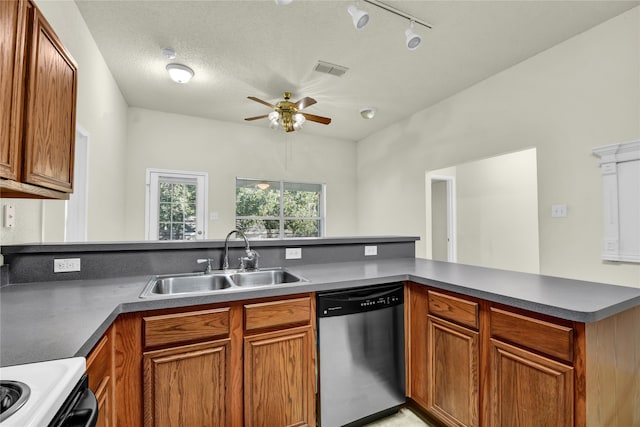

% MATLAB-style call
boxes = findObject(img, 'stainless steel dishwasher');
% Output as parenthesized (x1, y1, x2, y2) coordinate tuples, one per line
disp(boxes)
(317, 284, 405, 427)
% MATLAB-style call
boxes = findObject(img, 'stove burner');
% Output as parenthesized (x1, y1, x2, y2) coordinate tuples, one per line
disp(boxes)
(0, 380, 30, 422)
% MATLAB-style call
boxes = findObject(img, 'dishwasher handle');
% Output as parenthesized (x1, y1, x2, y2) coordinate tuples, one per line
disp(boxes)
(317, 284, 403, 317)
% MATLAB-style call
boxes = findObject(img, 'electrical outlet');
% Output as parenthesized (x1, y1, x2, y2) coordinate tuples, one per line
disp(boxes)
(285, 248, 302, 260)
(551, 204, 568, 218)
(54, 258, 81, 273)
(364, 245, 378, 256)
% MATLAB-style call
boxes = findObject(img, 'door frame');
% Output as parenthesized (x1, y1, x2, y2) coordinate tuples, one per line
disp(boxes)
(65, 125, 89, 242)
(430, 175, 457, 262)
(145, 168, 208, 240)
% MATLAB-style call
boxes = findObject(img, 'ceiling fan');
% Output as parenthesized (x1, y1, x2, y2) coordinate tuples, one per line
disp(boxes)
(245, 92, 332, 132)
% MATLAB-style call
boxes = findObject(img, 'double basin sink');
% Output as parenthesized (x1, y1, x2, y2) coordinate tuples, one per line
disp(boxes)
(140, 268, 306, 298)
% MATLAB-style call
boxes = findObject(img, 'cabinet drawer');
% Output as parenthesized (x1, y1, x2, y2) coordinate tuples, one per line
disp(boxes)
(490, 307, 573, 363)
(428, 290, 479, 330)
(144, 308, 230, 348)
(244, 297, 311, 333)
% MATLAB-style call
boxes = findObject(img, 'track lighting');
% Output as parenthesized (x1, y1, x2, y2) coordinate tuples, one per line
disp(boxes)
(405, 22, 422, 51)
(166, 63, 194, 83)
(347, 4, 369, 30)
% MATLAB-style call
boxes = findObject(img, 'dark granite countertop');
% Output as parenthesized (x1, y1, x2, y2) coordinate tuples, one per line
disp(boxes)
(2, 257, 640, 367)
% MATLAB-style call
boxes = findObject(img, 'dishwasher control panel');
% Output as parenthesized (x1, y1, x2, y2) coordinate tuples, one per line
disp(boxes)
(317, 283, 404, 317)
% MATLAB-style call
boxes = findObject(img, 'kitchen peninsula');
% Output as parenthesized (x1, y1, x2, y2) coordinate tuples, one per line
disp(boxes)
(1, 237, 639, 426)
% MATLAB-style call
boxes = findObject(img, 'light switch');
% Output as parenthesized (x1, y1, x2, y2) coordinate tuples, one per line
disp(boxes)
(3, 204, 15, 228)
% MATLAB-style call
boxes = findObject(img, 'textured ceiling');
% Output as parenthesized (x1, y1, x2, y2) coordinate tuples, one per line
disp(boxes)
(74, 0, 638, 141)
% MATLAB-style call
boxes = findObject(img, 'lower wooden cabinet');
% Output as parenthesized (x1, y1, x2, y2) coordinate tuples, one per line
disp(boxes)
(490, 338, 573, 427)
(143, 339, 231, 427)
(86, 326, 115, 427)
(407, 283, 579, 427)
(244, 326, 314, 427)
(112, 294, 315, 427)
(427, 315, 479, 427)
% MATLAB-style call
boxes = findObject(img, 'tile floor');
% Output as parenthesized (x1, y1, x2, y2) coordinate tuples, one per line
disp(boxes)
(362, 408, 433, 427)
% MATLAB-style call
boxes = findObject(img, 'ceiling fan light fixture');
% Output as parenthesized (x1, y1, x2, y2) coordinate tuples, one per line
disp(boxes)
(347, 4, 369, 30)
(405, 22, 422, 51)
(166, 63, 194, 83)
(360, 107, 377, 119)
(294, 113, 305, 124)
(268, 111, 280, 121)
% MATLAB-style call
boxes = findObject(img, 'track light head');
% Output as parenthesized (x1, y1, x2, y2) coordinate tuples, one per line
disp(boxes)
(347, 4, 369, 30)
(405, 22, 421, 50)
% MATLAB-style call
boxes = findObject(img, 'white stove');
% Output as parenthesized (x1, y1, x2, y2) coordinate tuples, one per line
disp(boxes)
(0, 357, 90, 427)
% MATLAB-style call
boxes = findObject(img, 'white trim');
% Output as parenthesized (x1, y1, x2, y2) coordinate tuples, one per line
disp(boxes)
(593, 140, 640, 263)
(145, 168, 208, 240)
(65, 126, 89, 242)
(430, 175, 457, 262)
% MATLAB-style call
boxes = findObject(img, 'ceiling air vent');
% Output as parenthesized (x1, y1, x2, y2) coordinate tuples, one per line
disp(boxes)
(314, 60, 349, 77)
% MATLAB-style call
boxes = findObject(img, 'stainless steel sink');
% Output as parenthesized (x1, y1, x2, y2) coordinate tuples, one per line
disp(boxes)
(139, 268, 306, 298)
(140, 272, 233, 297)
(228, 268, 304, 287)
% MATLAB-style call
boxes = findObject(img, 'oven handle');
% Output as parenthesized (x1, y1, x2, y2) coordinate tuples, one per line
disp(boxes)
(60, 388, 98, 427)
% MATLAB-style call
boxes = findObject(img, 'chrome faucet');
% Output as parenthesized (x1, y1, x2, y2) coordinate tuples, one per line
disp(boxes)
(196, 258, 215, 274)
(223, 229, 259, 271)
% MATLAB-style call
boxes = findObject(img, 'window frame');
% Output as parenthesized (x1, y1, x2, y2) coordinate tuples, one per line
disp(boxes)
(235, 177, 326, 239)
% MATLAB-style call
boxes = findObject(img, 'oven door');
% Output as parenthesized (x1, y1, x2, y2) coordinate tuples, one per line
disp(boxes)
(48, 375, 98, 427)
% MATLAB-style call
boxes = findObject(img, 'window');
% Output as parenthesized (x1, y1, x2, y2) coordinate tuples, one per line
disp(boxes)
(236, 178, 324, 239)
(146, 169, 208, 240)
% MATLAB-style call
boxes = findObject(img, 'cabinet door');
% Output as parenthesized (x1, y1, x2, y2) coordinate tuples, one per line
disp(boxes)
(427, 315, 479, 427)
(22, 4, 77, 192)
(87, 329, 115, 427)
(0, 0, 26, 180)
(143, 339, 231, 427)
(244, 326, 314, 427)
(490, 338, 573, 427)
(94, 378, 114, 427)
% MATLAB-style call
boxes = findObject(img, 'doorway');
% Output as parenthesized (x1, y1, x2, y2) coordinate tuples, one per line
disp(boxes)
(430, 175, 457, 262)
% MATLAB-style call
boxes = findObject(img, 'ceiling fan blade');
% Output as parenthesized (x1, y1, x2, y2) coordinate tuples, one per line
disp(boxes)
(244, 115, 269, 121)
(247, 96, 275, 109)
(301, 113, 331, 125)
(294, 97, 317, 110)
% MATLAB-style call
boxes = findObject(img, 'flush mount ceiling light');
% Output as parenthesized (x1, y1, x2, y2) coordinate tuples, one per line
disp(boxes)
(274, 0, 293, 4)
(347, 4, 369, 30)
(405, 22, 422, 50)
(166, 63, 194, 84)
(360, 107, 377, 119)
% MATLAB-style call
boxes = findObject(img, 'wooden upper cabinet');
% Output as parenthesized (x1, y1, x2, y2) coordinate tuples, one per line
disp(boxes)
(0, 0, 26, 181)
(0, 0, 77, 199)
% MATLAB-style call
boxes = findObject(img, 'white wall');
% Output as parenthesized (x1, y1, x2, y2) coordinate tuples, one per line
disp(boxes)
(456, 149, 539, 274)
(357, 8, 640, 287)
(1, 0, 128, 245)
(124, 108, 357, 240)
